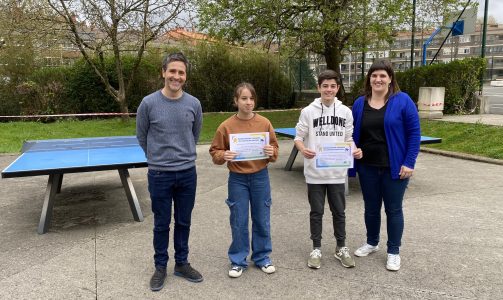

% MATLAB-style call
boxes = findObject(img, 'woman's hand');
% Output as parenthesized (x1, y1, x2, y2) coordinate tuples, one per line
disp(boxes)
(264, 145, 275, 157)
(399, 165, 414, 179)
(223, 150, 238, 161)
(353, 148, 363, 159)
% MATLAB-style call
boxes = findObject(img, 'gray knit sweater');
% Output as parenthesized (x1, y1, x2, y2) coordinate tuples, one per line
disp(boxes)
(136, 90, 203, 171)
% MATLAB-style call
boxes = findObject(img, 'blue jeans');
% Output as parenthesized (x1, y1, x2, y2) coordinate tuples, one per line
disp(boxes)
(226, 168, 272, 268)
(148, 167, 197, 268)
(357, 164, 408, 254)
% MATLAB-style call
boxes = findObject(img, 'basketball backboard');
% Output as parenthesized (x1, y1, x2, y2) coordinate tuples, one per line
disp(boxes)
(444, 7, 477, 35)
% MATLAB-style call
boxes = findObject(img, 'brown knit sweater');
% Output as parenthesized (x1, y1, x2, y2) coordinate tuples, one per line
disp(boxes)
(209, 113, 279, 174)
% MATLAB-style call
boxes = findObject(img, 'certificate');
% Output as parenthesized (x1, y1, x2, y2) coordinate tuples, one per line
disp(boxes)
(315, 142, 353, 169)
(229, 132, 270, 161)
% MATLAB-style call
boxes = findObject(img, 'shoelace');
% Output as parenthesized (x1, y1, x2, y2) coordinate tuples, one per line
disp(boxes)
(362, 244, 375, 251)
(388, 254, 400, 264)
(338, 246, 350, 258)
(231, 266, 242, 272)
(310, 249, 322, 258)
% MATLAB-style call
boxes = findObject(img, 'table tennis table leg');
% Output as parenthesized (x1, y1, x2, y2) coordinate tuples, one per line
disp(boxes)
(118, 169, 144, 222)
(56, 174, 63, 193)
(38, 174, 61, 234)
(285, 145, 299, 171)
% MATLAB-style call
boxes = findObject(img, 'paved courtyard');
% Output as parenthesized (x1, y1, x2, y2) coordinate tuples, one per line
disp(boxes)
(0, 140, 502, 299)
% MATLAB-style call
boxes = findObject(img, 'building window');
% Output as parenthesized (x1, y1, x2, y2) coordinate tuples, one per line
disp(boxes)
(459, 36, 470, 43)
(458, 48, 470, 54)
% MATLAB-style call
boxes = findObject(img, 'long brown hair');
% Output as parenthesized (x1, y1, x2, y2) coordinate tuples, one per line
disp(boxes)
(233, 82, 258, 108)
(363, 59, 400, 100)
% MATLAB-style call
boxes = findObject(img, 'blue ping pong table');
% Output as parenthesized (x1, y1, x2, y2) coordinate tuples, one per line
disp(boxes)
(275, 128, 442, 171)
(1, 136, 147, 234)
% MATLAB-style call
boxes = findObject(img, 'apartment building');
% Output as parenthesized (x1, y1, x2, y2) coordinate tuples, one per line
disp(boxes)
(309, 23, 503, 89)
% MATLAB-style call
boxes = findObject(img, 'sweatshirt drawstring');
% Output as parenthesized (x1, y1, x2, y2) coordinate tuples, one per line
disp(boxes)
(318, 101, 337, 133)
(319, 104, 323, 134)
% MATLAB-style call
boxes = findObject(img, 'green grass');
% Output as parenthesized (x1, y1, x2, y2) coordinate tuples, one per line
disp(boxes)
(0, 119, 137, 153)
(1, 112, 501, 161)
(420, 119, 503, 160)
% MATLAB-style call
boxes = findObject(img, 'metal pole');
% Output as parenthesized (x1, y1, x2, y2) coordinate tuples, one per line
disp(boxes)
(410, 0, 416, 69)
(481, 0, 488, 59)
(480, 0, 489, 89)
(362, 1, 367, 78)
(299, 58, 302, 93)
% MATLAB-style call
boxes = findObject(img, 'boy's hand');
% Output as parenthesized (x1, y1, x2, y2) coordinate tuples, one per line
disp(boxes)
(352, 148, 363, 159)
(301, 148, 316, 159)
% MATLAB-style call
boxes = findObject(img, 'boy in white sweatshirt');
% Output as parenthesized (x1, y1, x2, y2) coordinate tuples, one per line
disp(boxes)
(294, 70, 363, 269)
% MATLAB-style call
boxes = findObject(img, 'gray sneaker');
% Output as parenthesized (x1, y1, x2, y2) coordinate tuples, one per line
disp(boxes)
(335, 246, 355, 268)
(307, 249, 322, 269)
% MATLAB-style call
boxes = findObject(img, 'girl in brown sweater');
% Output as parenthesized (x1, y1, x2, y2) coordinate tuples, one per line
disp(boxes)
(209, 82, 279, 278)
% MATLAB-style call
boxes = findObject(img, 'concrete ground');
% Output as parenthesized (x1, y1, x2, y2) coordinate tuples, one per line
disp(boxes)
(0, 139, 502, 299)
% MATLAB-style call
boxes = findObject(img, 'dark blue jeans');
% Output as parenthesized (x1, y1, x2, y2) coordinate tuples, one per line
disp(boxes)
(357, 164, 408, 254)
(148, 167, 197, 268)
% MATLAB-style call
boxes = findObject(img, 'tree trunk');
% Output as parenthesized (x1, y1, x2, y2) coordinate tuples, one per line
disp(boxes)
(117, 89, 129, 122)
(324, 43, 349, 104)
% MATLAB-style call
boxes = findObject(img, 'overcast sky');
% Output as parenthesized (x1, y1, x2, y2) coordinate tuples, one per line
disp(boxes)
(477, 0, 503, 23)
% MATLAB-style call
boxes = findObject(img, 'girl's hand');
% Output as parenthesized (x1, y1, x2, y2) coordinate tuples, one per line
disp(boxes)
(223, 150, 238, 161)
(264, 145, 275, 157)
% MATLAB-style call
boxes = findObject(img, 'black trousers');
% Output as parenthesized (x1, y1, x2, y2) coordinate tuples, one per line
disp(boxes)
(308, 183, 346, 248)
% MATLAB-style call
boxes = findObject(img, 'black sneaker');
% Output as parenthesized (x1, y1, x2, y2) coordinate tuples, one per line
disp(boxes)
(174, 263, 203, 282)
(150, 266, 167, 292)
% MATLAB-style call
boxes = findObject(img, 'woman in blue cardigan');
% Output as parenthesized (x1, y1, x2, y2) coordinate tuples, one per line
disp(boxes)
(351, 59, 420, 271)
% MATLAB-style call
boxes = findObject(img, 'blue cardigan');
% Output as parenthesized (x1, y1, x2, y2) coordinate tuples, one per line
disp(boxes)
(349, 92, 421, 179)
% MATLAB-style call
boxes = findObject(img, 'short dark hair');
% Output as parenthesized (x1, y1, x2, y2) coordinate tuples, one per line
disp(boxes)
(162, 52, 189, 71)
(363, 59, 400, 100)
(317, 69, 341, 86)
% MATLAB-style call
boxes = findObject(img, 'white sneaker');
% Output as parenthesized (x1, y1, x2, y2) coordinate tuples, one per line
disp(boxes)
(386, 254, 401, 271)
(354, 244, 379, 257)
(228, 266, 243, 278)
(260, 264, 276, 274)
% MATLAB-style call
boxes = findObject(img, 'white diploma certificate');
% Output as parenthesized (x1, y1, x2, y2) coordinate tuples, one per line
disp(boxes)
(229, 132, 270, 161)
(315, 142, 353, 169)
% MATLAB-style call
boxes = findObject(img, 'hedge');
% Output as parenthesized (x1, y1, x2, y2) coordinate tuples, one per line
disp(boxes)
(349, 57, 486, 114)
(0, 43, 293, 115)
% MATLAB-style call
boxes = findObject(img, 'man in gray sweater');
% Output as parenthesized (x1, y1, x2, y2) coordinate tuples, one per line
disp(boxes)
(136, 52, 203, 292)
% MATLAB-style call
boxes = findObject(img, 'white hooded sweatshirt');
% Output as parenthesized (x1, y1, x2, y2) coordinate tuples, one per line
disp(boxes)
(294, 97, 354, 184)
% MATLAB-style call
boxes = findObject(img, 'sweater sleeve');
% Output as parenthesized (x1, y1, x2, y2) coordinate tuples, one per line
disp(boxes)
(135, 100, 149, 155)
(344, 108, 354, 143)
(193, 102, 203, 144)
(209, 126, 227, 165)
(402, 95, 421, 169)
(268, 122, 279, 163)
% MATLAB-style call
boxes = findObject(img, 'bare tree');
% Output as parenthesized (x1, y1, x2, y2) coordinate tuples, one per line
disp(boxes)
(47, 0, 192, 119)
